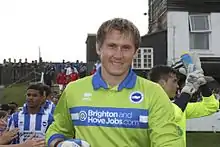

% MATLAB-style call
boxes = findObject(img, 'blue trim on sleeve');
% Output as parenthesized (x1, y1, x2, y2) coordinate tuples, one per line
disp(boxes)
(48, 134, 65, 146)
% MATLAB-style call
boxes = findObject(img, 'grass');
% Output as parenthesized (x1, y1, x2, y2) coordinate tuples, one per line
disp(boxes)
(0, 83, 59, 106)
(186, 132, 220, 147)
(0, 83, 27, 106)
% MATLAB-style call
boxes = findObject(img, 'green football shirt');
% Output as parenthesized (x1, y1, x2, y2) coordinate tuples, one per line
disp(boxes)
(46, 69, 184, 147)
(173, 94, 219, 143)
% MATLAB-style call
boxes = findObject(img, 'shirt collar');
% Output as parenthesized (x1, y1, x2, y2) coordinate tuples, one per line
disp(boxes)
(22, 104, 45, 114)
(92, 67, 137, 91)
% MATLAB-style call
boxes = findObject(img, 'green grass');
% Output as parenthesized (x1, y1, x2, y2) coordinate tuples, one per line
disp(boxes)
(0, 83, 27, 106)
(186, 132, 220, 147)
(0, 83, 59, 106)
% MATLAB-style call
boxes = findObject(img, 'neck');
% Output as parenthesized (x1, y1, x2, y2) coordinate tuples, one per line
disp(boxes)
(28, 106, 41, 114)
(101, 68, 129, 87)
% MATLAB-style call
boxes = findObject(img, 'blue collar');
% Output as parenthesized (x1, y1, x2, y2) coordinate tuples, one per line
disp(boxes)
(22, 104, 45, 115)
(92, 67, 137, 91)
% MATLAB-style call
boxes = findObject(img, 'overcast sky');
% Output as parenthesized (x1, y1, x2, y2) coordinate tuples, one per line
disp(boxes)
(0, 0, 148, 63)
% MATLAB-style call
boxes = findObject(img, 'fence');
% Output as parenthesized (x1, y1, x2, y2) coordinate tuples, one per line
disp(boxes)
(0, 63, 44, 86)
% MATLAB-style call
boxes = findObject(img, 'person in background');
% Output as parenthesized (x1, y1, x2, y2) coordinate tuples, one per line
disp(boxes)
(0, 111, 8, 136)
(42, 85, 56, 114)
(78, 62, 87, 78)
(95, 60, 101, 70)
(52, 93, 60, 106)
(69, 69, 79, 82)
(8, 84, 54, 144)
(0, 105, 11, 116)
(56, 69, 66, 92)
(148, 65, 219, 145)
(90, 65, 97, 75)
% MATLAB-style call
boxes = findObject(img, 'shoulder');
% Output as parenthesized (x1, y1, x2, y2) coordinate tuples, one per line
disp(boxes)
(11, 111, 20, 119)
(136, 76, 162, 91)
(66, 76, 92, 90)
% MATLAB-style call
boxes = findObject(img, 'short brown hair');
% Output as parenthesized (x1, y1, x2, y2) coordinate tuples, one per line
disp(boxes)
(96, 18, 141, 50)
(148, 65, 178, 82)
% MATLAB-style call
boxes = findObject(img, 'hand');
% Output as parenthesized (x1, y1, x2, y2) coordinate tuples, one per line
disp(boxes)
(0, 118, 7, 130)
(181, 70, 206, 95)
(21, 133, 46, 147)
(57, 139, 90, 147)
(22, 138, 46, 147)
(187, 70, 206, 88)
(0, 128, 19, 145)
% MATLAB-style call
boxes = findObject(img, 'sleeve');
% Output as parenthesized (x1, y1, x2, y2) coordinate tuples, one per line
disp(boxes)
(46, 114, 54, 132)
(173, 93, 191, 112)
(45, 86, 75, 147)
(186, 94, 219, 119)
(8, 113, 19, 144)
(148, 84, 184, 147)
(8, 113, 18, 130)
(172, 103, 184, 122)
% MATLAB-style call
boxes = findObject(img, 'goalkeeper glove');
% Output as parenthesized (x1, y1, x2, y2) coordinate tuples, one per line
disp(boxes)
(57, 139, 90, 147)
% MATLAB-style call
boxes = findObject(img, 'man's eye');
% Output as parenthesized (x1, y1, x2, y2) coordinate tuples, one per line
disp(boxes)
(108, 44, 116, 48)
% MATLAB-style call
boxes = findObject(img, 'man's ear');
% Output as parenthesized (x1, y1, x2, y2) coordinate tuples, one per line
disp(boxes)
(96, 43, 101, 56)
(158, 79, 166, 88)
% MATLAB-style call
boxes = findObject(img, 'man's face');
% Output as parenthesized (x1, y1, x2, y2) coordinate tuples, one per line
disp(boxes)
(26, 89, 43, 108)
(160, 73, 179, 98)
(97, 30, 136, 77)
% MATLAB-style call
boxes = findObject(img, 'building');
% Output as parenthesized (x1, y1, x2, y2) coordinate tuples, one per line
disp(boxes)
(145, 0, 220, 81)
(147, 0, 220, 132)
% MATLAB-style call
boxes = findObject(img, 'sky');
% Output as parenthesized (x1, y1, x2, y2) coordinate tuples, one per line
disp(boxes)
(0, 0, 148, 63)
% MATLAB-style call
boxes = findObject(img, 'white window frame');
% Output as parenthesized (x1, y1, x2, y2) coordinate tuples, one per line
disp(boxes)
(132, 48, 153, 70)
(189, 14, 211, 33)
(189, 14, 211, 50)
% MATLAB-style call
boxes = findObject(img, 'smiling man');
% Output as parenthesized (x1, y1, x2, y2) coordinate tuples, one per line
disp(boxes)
(46, 18, 184, 147)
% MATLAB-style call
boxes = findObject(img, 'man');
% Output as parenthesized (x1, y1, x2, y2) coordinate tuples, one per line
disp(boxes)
(148, 65, 219, 144)
(56, 69, 66, 92)
(42, 85, 56, 114)
(46, 18, 184, 147)
(8, 84, 54, 144)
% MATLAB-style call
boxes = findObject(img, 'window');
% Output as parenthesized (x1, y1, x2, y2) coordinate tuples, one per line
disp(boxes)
(189, 14, 211, 50)
(132, 48, 153, 69)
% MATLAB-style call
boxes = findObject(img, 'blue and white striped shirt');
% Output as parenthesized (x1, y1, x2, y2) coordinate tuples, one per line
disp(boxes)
(8, 105, 54, 144)
(43, 100, 56, 114)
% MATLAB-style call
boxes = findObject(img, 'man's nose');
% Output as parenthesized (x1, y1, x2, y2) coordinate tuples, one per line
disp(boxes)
(114, 47, 123, 58)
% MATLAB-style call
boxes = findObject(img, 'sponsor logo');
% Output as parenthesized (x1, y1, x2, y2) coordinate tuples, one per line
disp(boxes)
(70, 107, 148, 129)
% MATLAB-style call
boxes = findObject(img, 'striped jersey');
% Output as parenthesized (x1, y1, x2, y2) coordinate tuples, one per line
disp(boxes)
(43, 100, 56, 114)
(8, 105, 54, 144)
(23, 100, 55, 114)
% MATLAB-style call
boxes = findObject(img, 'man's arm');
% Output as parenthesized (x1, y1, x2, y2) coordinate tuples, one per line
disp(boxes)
(46, 86, 75, 147)
(173, 93, 191, 112)
(148, 84, 184, 147)
(186, 94, 219, 119)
